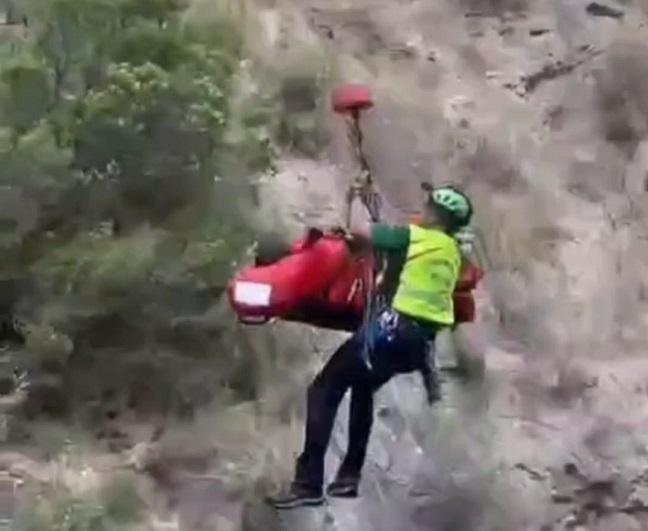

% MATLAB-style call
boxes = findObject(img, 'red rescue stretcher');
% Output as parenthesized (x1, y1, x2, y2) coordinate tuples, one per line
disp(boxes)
(227, 228, 483, 332)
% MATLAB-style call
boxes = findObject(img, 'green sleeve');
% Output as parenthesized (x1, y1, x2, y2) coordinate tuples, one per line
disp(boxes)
(370, 223, 410, 251)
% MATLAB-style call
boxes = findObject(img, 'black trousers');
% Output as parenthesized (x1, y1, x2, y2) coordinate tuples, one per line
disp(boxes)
(293, 309, 435, 493)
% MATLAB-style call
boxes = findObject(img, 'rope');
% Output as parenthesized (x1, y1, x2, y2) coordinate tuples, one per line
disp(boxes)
(344, 111, 382, 227)
(343, 109, 386, 370)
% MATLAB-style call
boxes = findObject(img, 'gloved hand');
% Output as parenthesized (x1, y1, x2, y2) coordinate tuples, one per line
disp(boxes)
(330, 225, 353, 240)
(329, 226, 373, 254)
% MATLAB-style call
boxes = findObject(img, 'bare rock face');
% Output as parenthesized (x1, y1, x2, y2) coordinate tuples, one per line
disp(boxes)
(241, 0, 648, 530)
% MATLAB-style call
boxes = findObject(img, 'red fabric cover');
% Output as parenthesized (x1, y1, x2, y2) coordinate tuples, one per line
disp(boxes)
(453, 260, 484, 324)
(228, 234, 373, 329)
(228, 234, 484, 329)
(455, 260, 484, 291)
(453, 292, 476, 324)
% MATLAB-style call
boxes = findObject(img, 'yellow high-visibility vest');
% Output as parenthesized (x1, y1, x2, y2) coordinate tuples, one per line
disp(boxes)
(392, 225, 461, 326)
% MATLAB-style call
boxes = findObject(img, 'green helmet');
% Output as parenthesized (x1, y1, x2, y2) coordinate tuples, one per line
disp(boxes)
(429, 185, 473, 227)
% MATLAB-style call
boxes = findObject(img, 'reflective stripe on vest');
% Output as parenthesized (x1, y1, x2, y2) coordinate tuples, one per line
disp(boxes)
(392, 225, 461, 325)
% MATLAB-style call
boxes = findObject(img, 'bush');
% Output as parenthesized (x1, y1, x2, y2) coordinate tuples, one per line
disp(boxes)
(15, 473, 146, 530)
(0, 0, 297, 421)
(0, 56, 51, 136)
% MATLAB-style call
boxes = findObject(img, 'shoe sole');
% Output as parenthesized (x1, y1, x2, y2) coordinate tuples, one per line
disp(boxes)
(327, 488, 358, 499)
(270, 497, 326, 510)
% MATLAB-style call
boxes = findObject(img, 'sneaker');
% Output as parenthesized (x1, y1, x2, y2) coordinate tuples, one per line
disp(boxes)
(326, 477, 359, 498)
(266, 485, 325, 509)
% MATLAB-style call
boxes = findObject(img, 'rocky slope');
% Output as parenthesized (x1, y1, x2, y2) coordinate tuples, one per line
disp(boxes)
(241, 1, 648, 530)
